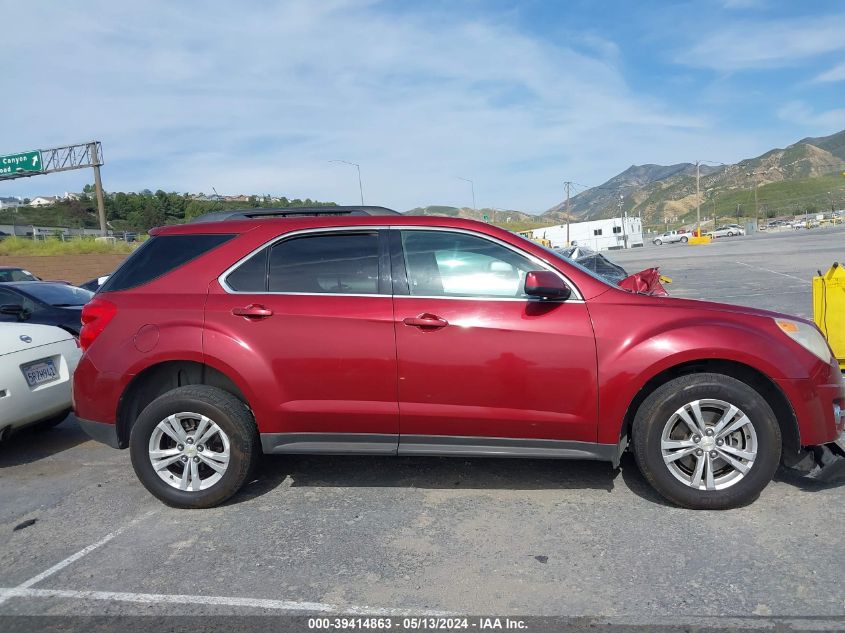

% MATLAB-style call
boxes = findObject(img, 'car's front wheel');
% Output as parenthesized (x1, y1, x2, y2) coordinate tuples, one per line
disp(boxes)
(632, 373, 781, 509)
(129, 385, 259, 508)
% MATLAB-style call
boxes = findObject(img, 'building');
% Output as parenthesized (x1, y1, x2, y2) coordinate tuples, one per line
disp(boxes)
(529, 216, 643, 251)
(29, 196, 61, 207)
(0, 196, 22, 210)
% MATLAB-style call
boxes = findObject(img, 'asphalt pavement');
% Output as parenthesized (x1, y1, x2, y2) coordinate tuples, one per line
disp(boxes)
(1, 226, 843, 629)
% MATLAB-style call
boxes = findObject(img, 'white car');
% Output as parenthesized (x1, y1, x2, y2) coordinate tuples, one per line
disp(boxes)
(652, 231, 689, 245)
(707, 225, 745, 238)
(0, 323, 81, 440)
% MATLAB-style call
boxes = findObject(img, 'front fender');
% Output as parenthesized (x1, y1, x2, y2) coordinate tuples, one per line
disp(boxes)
(590, 303, 813, 445)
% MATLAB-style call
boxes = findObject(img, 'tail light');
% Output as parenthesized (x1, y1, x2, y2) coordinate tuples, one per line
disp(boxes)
(80, 298, 117, 351)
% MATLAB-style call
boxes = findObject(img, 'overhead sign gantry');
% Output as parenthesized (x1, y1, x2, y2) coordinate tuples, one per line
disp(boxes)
(0, 141, 107, 235)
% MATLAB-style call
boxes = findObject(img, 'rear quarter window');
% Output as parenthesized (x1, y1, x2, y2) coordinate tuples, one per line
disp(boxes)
(100, 234, 234, 292)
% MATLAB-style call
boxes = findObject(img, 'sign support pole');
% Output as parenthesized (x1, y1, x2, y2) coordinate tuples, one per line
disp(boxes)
(89, 142, 107, 235)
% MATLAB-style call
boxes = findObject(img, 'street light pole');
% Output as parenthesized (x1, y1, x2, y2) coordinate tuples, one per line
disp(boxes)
(329, 160, 364, 205)
(457, 177, 476, 212)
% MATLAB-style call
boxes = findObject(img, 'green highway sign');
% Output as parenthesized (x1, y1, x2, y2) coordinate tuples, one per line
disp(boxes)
(0, 150, 43, 177)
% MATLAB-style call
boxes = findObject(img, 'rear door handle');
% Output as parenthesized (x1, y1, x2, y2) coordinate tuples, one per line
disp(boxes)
(403, 313, 448, 329)
(232, 304, 273, 319)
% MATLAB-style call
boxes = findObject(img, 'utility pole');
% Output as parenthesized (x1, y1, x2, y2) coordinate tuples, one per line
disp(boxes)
(563, 181, 572, 245)
(619, 193, 628, 248)
(754, 177, 759, 227)
(736, 203, 741, 226)
(695, 160, 701, 236)
(89, 142, 107, 235)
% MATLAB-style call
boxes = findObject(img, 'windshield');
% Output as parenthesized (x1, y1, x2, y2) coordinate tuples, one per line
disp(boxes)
(19, 283, 93, 306)
(0, 268, 39, 282)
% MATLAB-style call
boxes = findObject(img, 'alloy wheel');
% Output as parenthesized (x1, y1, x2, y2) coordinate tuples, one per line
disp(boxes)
(660, 399, 757, 491)
(148, 412, 231, 491)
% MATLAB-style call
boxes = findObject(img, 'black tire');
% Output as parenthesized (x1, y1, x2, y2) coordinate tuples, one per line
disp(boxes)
(680, 236, 689, 243)
(129, 385, 259, 509)
(632, 373, 781, 510)
(727, 232, 734, 237)
(654, 239, 662, 246)
(34, 409, 71, 431)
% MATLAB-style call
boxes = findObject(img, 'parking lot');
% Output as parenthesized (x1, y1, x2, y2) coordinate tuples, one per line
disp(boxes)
(1, 227, 844, 628)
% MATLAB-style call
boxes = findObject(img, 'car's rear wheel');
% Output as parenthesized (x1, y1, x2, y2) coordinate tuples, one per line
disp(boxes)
(129, 385, 259, 508)
(727, 231, 734, 237)
(632, 373, 781, 509)
(654, 239, 663, 245)
(680, 236, 689, 243)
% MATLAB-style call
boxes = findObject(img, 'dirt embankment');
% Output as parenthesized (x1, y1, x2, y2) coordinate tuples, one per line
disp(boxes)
(0, 254, 126, 285)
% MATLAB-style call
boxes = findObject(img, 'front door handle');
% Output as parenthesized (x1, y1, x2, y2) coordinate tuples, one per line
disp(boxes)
(403, 313, 448, 329)
(232, 304, 273, 319)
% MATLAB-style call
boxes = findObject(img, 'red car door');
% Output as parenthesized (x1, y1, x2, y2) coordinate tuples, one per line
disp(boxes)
(391, 229, 599, 455)
(204, 228, 399, 454)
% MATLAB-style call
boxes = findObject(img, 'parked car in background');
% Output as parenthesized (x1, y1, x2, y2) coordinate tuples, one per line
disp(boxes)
(707, 225, 745, 238)
(79, 275, 110, 293)
(0, 267, 41, 283)
(0, 282, 93, 335)
(652, 231, 689, 245)
(0, 322, 81, 440)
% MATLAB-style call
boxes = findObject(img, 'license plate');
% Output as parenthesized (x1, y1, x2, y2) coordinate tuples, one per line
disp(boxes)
(21, 359, 59, 387)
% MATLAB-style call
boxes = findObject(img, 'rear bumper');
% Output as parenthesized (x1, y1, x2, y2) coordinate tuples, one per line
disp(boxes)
(77, 417, 121, 449)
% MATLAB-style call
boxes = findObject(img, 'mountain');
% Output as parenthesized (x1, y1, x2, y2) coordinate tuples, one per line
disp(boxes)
(405, 205, 536, 225)
(547, 129, 845, 225)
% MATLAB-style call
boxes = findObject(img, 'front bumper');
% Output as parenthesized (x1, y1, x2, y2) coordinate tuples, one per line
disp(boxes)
(76, 417, 121, 449)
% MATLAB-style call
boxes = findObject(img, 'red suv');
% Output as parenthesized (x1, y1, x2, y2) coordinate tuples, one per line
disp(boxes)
(73, 207, 845, 509)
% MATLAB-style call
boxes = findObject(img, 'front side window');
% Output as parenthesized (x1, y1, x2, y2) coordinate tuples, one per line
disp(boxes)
(0, 288, 39, 314)
(400, 230, 537, 298)
(268, 232, 380, 294)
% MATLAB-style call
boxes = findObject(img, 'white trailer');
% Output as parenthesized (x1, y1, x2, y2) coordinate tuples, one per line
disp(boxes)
(529, 216, 643, 251)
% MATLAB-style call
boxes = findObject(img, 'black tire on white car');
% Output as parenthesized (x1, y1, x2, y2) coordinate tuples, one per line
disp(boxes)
(680, 236, 689, 243)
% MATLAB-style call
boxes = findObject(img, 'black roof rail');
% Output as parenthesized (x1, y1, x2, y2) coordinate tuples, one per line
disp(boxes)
(189, 206, 401, 223)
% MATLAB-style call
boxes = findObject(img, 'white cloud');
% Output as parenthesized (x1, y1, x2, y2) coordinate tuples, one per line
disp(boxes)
(0, 1, 756, 211)
(814, 61, 845, 83)
(777, 101, 845, 129)
(681, 13, 845, 71)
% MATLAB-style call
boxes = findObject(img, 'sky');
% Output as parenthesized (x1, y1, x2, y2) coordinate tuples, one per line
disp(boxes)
(1, 0, 844, 213)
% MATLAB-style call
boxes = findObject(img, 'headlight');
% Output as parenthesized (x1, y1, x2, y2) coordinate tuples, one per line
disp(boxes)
(774, 318, 833, 363)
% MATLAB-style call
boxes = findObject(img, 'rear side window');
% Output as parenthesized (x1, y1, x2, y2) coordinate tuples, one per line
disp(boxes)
(101, 234, 234, 292)
(225, 247, 268, 292)
(268, 232, 379, 294)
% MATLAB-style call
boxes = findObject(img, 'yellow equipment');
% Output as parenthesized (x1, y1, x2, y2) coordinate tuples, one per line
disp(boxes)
(813, 263, 845, 370)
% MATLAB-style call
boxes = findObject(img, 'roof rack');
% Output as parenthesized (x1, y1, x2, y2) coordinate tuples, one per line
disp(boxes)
(189, 206, 401, 223)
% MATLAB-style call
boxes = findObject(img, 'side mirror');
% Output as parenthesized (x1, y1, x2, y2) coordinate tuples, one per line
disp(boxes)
(524, 271, 571, 300)
(0, 304, 25, 317)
